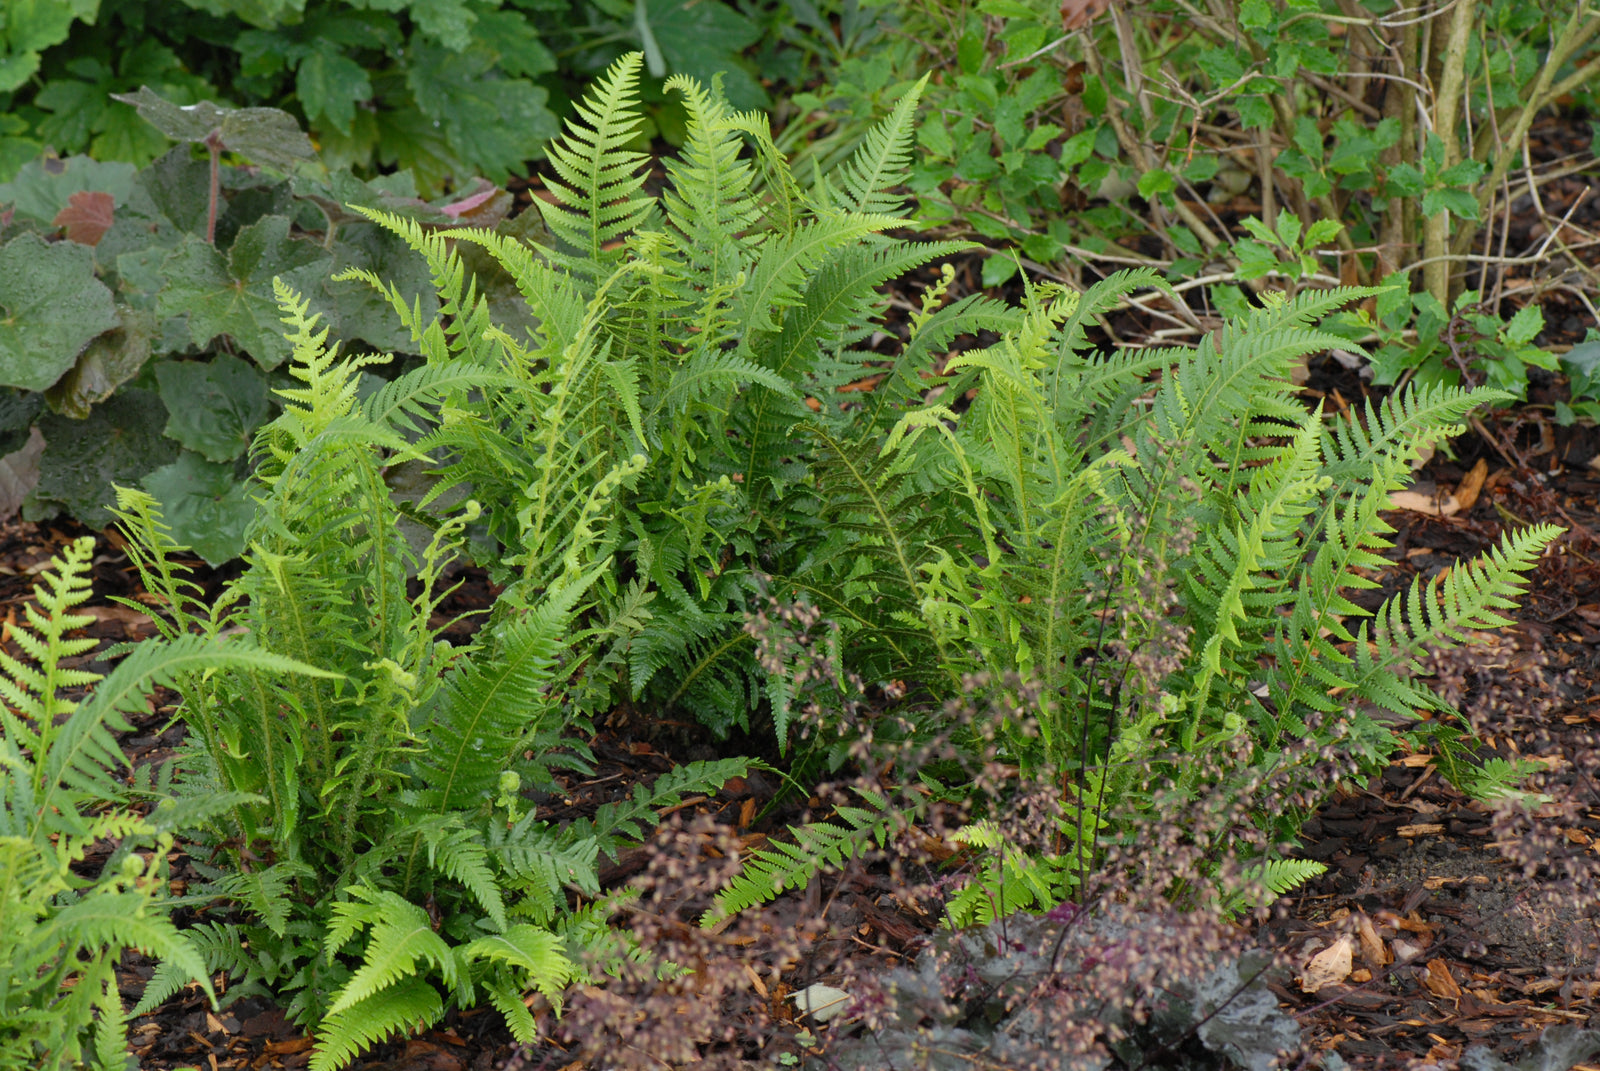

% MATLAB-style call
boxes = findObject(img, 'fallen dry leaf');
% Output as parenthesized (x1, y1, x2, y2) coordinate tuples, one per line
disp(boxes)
(1453, 458, 1488, 512)
(1299, 934, 1353, 993)
(793, 983, 853, 1022)
(1061, 0, 1111, 29)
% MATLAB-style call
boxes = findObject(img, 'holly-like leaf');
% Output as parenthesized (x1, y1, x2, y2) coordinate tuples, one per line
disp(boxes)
(111, 87, 316, 172)
(154, 354, 273, 462)
(54, 190, 116, 246)
(141, 451, 256, 566)
(30, 388, 178, 528)
(0, 233, 119, 391)
(156, 215, 334, 369)
(44, 306, 157, 418)
(0, 154, 137, 226)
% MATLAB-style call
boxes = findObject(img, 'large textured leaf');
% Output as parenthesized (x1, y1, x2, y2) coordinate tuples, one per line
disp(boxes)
(44, 305, 156, 418)
(0, 233, 118, 391)
(157, 216, 334, 369)
(154, 354, 272, 462)
(30, 388, 177, 527)
(404, 43, 559, 179)
(111, 88, 316, 172)
(0, 153, 135, 225)
(141, 451, 255, 566)
(640, 0, 765, 108)
(321, 221, 438, 353)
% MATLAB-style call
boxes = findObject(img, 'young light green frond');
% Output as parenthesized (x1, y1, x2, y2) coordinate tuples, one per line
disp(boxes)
(1222, 858, 1327, 914)
(310, 976, 444, 1071)
(463, 924, 573, 1002)
(1321, 381, 1501, 487)
(1365, 523, 1562, 682)
(1052, 267, 1171, 365)
(325, 892, 455, 1017)
(662, 73, 761, 286)
(538, 52, 655, 266)
(829, 74, 928, 216)
(736, 214, 908, 342)
(361, 360, 509, 437)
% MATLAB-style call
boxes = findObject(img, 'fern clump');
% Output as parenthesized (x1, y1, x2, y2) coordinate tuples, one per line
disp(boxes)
(123, 285, 745, 1070)
(0, 538, 321, 1069)
(341, 51, 980, 736)
(781, 275, 1560, 910)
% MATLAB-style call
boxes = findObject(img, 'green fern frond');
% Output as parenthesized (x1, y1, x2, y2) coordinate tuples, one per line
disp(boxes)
(705, 795, 896, 924)
(828, 75, 929, 216)
(538, 52, 655, 268)
(310, 976, 444, 1071)
(1222, 858, 1327, 914)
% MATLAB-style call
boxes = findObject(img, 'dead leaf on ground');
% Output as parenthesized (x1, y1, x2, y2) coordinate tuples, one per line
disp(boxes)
(1355, 914, 1389, 967)
(1299, 934, 1353, 993)
(1061, 0, 1111, 29)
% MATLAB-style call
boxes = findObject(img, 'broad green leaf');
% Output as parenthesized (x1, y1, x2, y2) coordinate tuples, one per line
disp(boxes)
(157, 215, 333, 369)
(111, 87, 315, 172)
(0, 154, 137, 225)
(141, 451, 255, 565)
(44, 305, 156, 418)
(0, 233, 119, 391)
(641, 0, 765, 108)
(296, 43, 372, 134)
(30, 387, 177, 527)
(1136, 169, 1175, 199)
(154, 354, 272, 461)
(405, 44, 559, 179)
(1421, 187, 1478, 221)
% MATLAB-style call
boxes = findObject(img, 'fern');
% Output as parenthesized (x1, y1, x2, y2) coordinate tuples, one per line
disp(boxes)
(0, 540, 304, 1069)
(536, 51, 655, 271)
(706, 791, 897, 923)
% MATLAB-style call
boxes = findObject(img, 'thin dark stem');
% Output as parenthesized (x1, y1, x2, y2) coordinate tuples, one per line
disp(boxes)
(205, 129, 223, 246)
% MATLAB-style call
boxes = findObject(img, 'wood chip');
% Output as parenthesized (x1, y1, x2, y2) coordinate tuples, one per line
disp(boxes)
(1389, 489, 1460, 516)
(1454, 458, 1489, 512)
(1425, 958, 1462, 1002)
(1396, 823, 1445, 837)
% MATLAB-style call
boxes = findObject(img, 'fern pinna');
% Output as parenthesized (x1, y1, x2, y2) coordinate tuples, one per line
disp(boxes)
(122, 285, 745, 1070)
